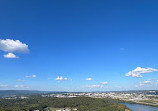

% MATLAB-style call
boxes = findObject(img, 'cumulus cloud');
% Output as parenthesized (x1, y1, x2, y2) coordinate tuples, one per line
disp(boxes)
(56, 76, 68, 81)
(86, 78, 92, 81)
(126, 67, 158, 77)
(15, 85, 29, 88)
(3, 53, 18, 58)
(0, 39, 29, 53)
(25, 75, 36, 78)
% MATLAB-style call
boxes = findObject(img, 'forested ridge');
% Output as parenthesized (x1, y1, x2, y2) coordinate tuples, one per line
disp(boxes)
(0, 96, 131, 111)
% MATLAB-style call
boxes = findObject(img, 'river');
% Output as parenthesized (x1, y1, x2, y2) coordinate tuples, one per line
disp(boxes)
(121, 103, 158, 111)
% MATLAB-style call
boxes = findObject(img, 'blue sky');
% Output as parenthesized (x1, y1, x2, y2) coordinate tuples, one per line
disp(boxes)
(0, 0, 158, 91)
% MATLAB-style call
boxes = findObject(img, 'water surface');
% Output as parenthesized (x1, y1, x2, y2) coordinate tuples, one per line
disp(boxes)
(121, 103, 158, 111)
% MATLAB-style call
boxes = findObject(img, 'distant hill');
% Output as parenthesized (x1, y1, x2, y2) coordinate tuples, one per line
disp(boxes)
(0, 90, 68, 97)
(1, 90, 158, 98)
(113, 90, 158, 95)
(0, 90, 47, 97)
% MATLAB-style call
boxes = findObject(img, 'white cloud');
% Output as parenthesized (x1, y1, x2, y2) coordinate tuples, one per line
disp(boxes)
(0, 39, 29, 53)
(0, 85, 8, 87)
(88, 85, 102, 88)
(25, 75, 36, 78)
(56, 76, 63, 80)
(86, 78, 92, 81)
(139, 83, 144, 86)
(139, 80, 152, 86)
(144, 80, 152, 84)
(87, 82, 108, 88)
(16, 79, 25, 82)
(126, 67, 158, 77)
(3, 53, 18, 58)
(15, 85, 29, 88)
(100, 82, 108, 85)
(32, 75, 36, 77)
(56, 76, 68, 81)
(0, 39, 29, 58)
